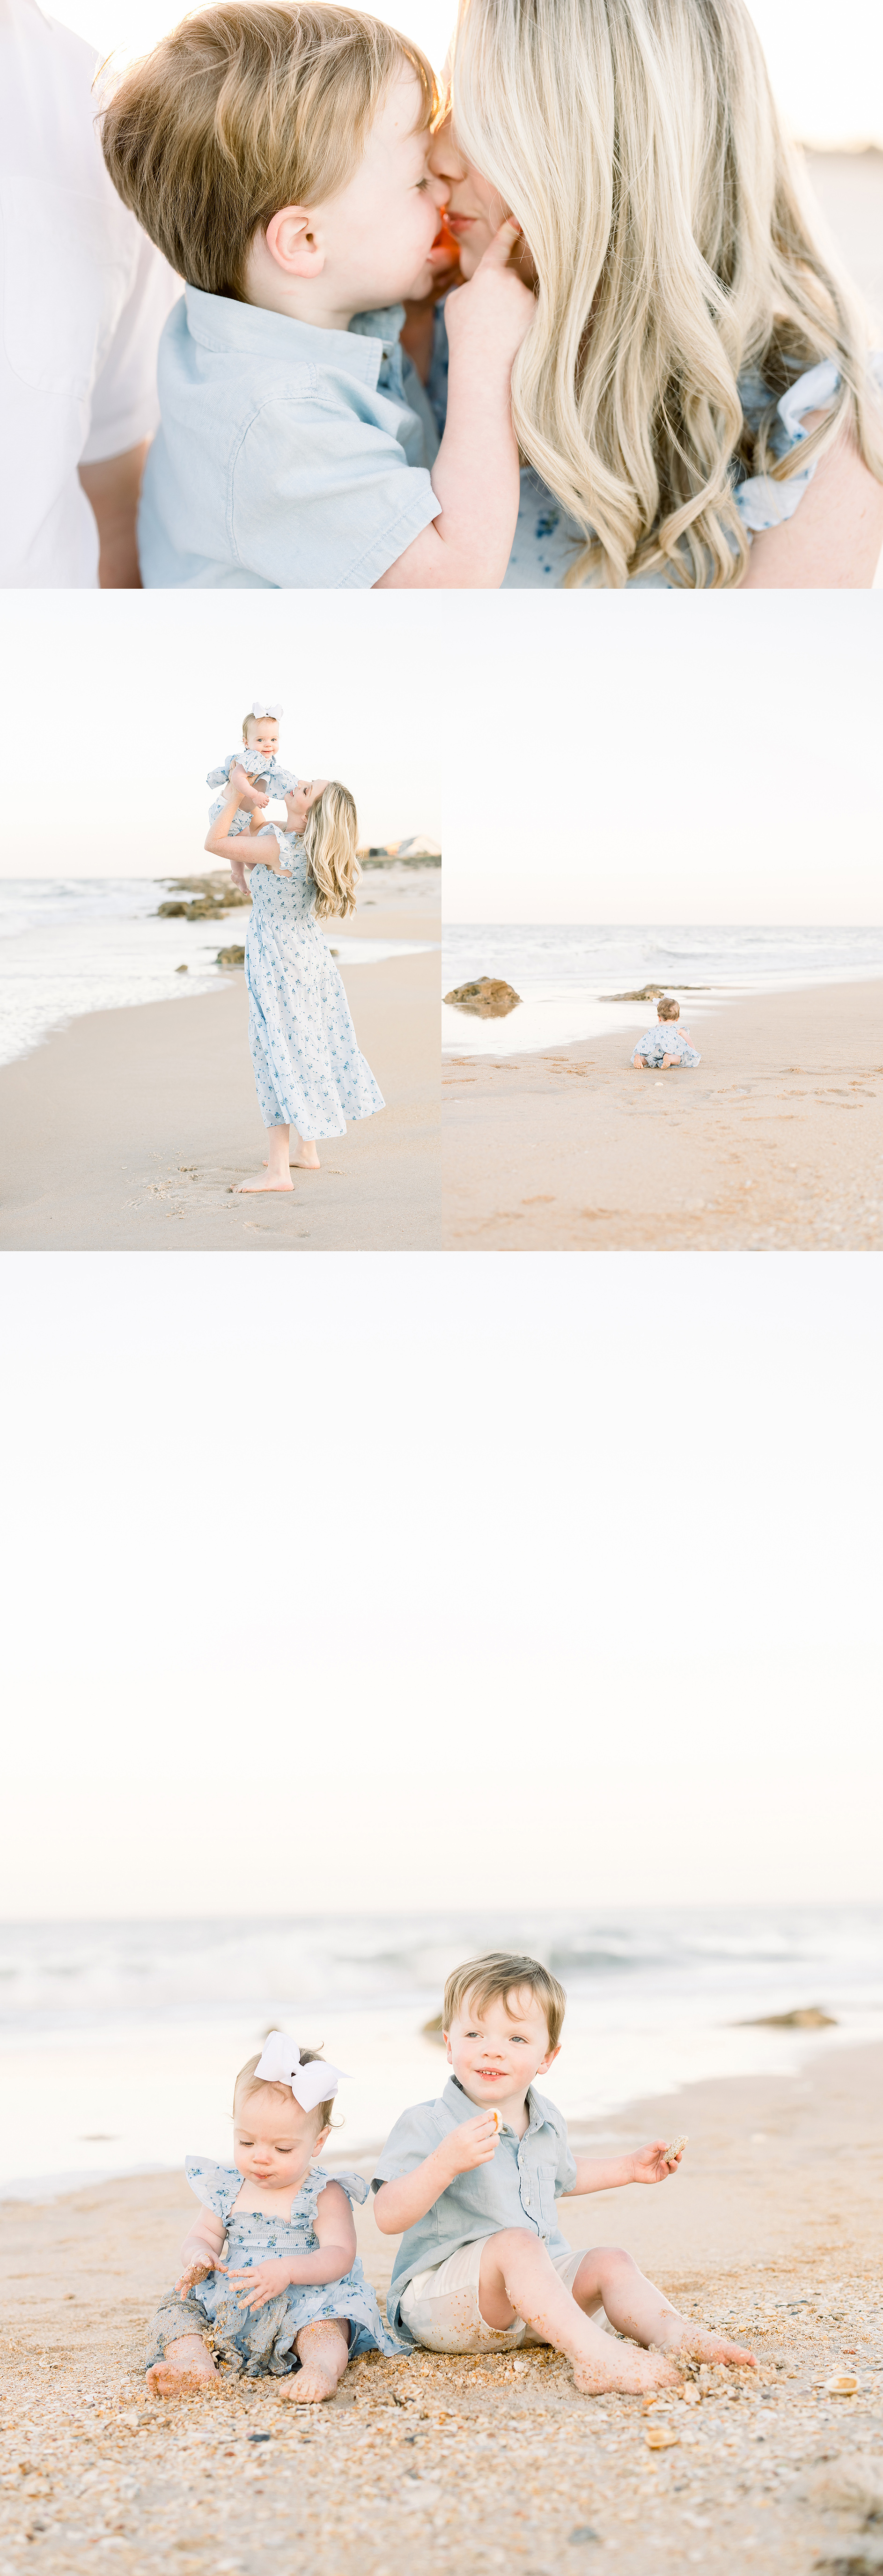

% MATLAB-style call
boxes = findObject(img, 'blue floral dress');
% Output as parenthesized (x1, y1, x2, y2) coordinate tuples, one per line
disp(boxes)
(207, 748, 299, 840)
(245, 834, 384, 1136)
(634, 1022, 701, 1066)
(146, 2157, 400, 2378)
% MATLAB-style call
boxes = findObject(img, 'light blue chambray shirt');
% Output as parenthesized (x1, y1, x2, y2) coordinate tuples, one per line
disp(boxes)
(139, 289, 441, 590)
(372, 2075, 578, 2338)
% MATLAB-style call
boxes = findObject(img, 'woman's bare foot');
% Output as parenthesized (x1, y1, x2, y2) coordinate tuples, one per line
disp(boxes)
(147, 2336, 218, 2398)
(260, 1147, 321, 1173)
(238, 1171, 293, 1193)
(572, 2347, 680, 2397)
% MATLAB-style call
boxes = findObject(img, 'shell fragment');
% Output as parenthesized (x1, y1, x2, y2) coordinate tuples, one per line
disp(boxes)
(825, 2374, 859, 2396)
(664, 2134, 688, 2164)
(645, 2424, 680, 2450)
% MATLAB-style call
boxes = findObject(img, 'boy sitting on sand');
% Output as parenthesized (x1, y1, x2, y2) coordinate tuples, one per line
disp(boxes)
(632, 997, 701, 1070)
(372, 1951, 755, 2395)
(100, 2, 534, 589)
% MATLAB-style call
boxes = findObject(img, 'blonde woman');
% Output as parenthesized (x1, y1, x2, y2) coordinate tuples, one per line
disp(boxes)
(205, 779, 383, 1191)
(420, 0, 883, 588)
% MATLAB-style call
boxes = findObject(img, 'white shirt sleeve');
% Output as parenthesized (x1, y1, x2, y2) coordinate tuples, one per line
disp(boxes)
(80, 231, 181, 465)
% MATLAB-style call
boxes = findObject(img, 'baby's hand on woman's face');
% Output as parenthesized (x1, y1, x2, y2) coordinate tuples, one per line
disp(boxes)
(444, 217, 536, 372)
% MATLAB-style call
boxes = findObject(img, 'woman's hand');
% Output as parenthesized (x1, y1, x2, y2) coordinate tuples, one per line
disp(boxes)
(628, 2139, 684, 2185)
(220, 2258, 293, 2310)
(444, 216, 536, 378)
(174, 2254, 217, 2294)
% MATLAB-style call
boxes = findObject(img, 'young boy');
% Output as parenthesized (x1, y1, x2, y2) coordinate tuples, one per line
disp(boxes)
(632, 996, 701, 1070)
(100, 3, 534, 589)
(372, 1952, 755, 2395)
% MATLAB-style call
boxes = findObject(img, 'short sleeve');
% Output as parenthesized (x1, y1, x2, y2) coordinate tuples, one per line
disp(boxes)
(184, 2156, 242, 2220)
(315, 2166, 370, 2208)
(371, 2101, 438, 2190)
(230, 401, 439, 590)
(80, 231, 181, 466)
(206, 756, 236, 786)
(553, 2121, 578, 2197)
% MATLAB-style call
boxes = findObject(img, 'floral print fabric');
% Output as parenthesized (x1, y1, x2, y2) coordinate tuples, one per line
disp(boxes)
(245, 838, 385, 1137)
(145, 2155, 401, 2377)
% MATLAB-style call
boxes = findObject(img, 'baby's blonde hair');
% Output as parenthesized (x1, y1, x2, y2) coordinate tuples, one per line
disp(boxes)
(234, 2047, 336, 2133)
(443, 1951, 567, 2050)
(449, 0, 883, 588)
(304, 781, 361, 918)
(100, 2, 436, 300)
(658, 996, 679, 1020)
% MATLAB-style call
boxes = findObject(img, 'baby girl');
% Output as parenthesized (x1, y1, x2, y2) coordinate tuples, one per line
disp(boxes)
(145, 2032, 400, 2403)
(207, 703, 302, 896)
(632, 996, 701, 1070)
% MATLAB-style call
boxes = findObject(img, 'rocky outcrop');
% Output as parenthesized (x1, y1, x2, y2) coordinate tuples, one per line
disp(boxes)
(215, 945, 245, 968)
(444, 978, 521, 1018)
(157, 873, 251, 922)
(737, 2006, 837, 2029)
(604, 983, 708, 1002)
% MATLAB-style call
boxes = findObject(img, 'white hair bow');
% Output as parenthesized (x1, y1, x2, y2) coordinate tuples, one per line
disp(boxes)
(253, 2030, 348, 2112)
(252, 700, 282, 719)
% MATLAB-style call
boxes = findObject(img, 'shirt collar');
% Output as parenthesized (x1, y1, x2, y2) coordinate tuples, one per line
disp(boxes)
(184, 287, 405, 388)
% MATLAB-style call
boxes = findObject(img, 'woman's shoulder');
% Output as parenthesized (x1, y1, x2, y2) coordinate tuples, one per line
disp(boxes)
(184, 2155, 242, 2217)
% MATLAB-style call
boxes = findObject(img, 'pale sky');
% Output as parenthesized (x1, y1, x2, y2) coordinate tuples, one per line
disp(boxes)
(439, 592, 883, 925)
(3, 594, 440, 870)
(50, 0, 883, 145)
(3, 1253, 880, 1914)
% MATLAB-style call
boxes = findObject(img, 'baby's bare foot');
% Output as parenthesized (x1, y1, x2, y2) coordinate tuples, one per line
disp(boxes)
(670, 2330, 756, 2369)
(147, 2339, 218, 2398)
(572, 2348, 679, 2397)
(285, 2365, 341, 2404)
(238, 1172, 293, 1193)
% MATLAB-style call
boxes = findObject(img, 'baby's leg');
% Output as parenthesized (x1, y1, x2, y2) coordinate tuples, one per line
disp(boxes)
(284, 2319, 349, 2404)
(570, 2247, 756, 2372)
(477, 2230, 678, 2395)
(146, 2332, 218, 2397)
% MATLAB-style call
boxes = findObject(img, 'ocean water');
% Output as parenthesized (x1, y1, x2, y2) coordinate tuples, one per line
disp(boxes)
(2, 1908, 881, 2197)
(0, 879, 437, 1069)
(442, 924, 883, 1055)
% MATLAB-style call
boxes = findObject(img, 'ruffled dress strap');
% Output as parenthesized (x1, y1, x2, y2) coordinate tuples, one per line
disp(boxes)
(735, 351, 883, 535)
(206, 754, 240, 787)
(309, 2164, 370, 2209)
(184, 2156, 243, 2221)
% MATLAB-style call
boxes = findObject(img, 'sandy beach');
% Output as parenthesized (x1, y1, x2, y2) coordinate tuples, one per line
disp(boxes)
(2, 2039, 882, 2576)
(443, 978, 883, 1251)
(0, 900, 440, 1253)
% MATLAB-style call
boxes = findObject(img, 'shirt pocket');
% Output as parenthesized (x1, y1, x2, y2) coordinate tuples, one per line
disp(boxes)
(0, 178, 131, 395)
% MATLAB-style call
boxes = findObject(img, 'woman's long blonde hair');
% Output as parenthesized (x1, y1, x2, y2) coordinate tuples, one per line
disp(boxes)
(303, 782, 360, 918)
(450, 0, 883, 587)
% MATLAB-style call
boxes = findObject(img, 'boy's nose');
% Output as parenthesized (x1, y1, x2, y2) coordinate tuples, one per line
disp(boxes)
(430, 174, 450, 210)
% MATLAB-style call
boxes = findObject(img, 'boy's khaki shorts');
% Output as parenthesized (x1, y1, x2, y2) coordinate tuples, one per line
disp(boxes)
(399, 2238, 587, 2354)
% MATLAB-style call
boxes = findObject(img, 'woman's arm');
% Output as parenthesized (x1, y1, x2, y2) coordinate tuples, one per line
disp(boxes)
(742, 416, 883, 589)
(205, 796, 281, 871)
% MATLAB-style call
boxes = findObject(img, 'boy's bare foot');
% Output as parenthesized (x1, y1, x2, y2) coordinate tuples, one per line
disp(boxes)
(147, 2337, 218, 2397)
(572, 2348, 680, 2397)
(238, 1172, 293, 1193)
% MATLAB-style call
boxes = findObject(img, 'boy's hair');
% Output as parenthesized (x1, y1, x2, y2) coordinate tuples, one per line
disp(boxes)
(100, 2, 437, 301)
(443, 1952, 567, 2051)
(234, 2045, 336, 2132)
(657, 997, 680, 1020)
(304, 780, 360, 918)
(242, 711, 277, 745)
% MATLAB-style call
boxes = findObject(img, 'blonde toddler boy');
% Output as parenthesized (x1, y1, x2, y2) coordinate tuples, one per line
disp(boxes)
(373, 1952, 755, 2395)
(101, 3, 534, 589)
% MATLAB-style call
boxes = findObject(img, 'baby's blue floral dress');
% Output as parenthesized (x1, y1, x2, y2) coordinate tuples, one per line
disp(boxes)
(635, 1022, 701, 1066)
(245, 832, 384, 1136)
(207, 748, 299, 841)
(146, 2157, 401, 2378)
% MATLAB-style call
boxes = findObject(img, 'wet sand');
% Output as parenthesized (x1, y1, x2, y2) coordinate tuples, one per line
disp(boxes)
(2, 2040, 882, 2575)
(0, 906, 440, 1252)
(442, 978, 883, 1251)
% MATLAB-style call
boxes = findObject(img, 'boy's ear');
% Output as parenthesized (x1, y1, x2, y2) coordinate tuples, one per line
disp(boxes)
(265, 207, 326, 280)
(537, 2041, 561, 2074)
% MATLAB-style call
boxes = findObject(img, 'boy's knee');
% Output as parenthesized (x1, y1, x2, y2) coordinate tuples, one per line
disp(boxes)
(596, 2244, 639, 2275)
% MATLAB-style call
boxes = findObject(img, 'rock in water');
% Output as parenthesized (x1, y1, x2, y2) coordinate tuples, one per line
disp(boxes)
(216, 946, 245, 968)
(175, 964, 188, 974)
(444, 978, 521, 1018)
(737, 2006, 837, 2029)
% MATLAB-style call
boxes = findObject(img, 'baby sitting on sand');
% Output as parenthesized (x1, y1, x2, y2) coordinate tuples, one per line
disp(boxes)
(372, 1950, 755, 2395)
(146, 2033, 400, 2404)
(632, 997, 701, 1070)
(207, 705, 302, 897)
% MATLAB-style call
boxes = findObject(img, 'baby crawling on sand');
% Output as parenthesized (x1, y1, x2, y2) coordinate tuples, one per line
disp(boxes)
(146, 2035, 399, 2404)
(372, 1951, 754, 2396)
(632, 996, 701, 1070)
